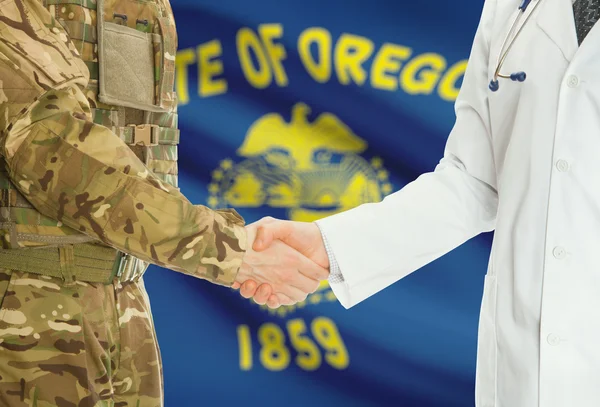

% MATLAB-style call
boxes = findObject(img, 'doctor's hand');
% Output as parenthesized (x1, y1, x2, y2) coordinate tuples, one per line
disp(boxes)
(232, 217, 330, 307)
(233, 221, 329, 307)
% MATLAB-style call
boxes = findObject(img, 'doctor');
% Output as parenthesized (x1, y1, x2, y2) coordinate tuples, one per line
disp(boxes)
(234, 0, 600, 406)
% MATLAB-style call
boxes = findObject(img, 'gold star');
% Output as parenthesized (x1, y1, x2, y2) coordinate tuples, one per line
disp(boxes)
(317, 280, 330, 291)
(221, 159, 233, 170)
(212, 170, 223, 181)
(207, 196, 219, 208)
(325, 290, 337, 302)
(208, 183, 219, 194)
(382, 183, 393, 195)
(377, 170, 389, 181)
(309, 293, 322, 304)
(371, 157, 383, 169)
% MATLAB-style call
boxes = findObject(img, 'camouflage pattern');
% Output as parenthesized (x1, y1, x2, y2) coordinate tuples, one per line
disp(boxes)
(0, 268, 163, 406)
(0, 0, 247, 286)
(0, 1, 248, 404)
(153, 14, 177, 111)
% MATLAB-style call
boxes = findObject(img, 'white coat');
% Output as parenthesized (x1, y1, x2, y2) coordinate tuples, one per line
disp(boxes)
(317, 0, 600, 406)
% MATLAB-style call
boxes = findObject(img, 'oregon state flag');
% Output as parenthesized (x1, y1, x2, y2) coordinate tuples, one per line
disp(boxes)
(143, 0, 493, 406)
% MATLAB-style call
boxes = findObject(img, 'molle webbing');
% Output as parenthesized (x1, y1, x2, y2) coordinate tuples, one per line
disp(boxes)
(0, 0, 179, 283)
(0, 166, 35, 210)
(114, 124, 179, 146)
(60, 21, 97, 43)
(91, 108, 180, 188)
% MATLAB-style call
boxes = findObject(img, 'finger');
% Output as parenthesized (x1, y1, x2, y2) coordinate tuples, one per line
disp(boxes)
(246, 217, 276, 232)
(275, 293, 296, 306)
(240, 280, 258, 299)
(231, 282, 241, 290)
(267, 295, 281, 309)
(288, 270, 320, 296)
(252, 284, 273, 305)
(253, 221, 293, 252)
(310, 282, 320, 293)
(253, 225, 275, 252)
(279, 284, 308, 303)
(292, 250, 330, 281)
(258, 216, 277, 225)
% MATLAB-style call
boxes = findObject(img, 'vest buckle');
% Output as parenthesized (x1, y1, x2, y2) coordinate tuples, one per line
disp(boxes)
(129, 124, 159, 146)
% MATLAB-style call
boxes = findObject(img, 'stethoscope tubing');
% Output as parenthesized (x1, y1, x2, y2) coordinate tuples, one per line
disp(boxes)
(490, 0, 544, 90)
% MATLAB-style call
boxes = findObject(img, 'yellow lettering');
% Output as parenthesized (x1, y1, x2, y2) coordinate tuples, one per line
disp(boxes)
(258, 24, 288, 87)
(298, 27, 332, 83)
(174, 48, 195, 105)
(438, 60, 467, 101)
(237, 325, 253, 371)
(197, 40, 227, 97)
(287, 319, 321, 371)
(401, 53, 447, 95)
(312, 317, 349, 370)
(370, 43, 412, 91)
(334, 34, 374, 86)
(236, 28, 272, 89)
(258, 323, 290, 371)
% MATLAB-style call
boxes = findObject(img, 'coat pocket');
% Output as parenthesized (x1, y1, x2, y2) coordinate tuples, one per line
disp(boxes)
(475, 274, 498, 407)
(96, 0, 176, 113)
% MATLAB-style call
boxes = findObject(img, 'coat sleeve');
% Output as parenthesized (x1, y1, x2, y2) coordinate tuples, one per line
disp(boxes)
(0, 0, 246, 287)
(316, 0, 499, 308)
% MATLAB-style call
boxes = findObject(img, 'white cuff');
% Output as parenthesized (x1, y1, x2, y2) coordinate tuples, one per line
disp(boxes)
(315, 222, 344, 283)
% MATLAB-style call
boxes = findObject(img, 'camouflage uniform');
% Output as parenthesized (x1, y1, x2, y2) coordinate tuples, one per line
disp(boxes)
(0, 0, 247, 405)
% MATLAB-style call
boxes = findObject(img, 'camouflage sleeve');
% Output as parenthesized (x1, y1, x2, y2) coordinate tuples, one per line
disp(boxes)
(0, 0, 246, 286)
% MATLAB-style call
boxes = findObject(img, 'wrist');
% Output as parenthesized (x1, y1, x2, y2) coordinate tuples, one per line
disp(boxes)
(235, 225, 257, 286)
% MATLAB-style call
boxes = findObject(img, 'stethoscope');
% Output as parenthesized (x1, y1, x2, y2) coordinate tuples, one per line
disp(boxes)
(489, 0, 543, 91)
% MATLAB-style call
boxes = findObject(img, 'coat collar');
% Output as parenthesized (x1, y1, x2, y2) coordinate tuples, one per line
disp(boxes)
(535, 0, 578, 61)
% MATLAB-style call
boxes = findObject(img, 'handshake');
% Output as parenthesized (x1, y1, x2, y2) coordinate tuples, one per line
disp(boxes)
(232, 217, 330, 309)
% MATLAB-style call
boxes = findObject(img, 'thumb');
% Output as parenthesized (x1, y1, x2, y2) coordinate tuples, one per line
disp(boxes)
(253, 224, 275, 252)
(253, 220, 295, 252)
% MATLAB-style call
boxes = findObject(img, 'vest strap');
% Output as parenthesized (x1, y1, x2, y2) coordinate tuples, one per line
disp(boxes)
(115, 124, 179, 146)
(59, 245, 76, 286)
(58, 21, 97, 43)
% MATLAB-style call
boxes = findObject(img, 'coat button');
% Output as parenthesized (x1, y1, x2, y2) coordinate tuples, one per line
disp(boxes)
(547, 333, 561, 346)
(556, 159, 570, 172)
(553, 246, 567, 259)
(567, 75, 579, 88)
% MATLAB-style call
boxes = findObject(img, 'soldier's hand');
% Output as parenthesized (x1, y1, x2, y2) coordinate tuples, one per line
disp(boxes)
(234, 222, 328, 308)
(232, 280, 280, 309)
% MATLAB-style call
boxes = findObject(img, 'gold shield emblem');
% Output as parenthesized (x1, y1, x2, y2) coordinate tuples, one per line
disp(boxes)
(209, 102, 394, 315)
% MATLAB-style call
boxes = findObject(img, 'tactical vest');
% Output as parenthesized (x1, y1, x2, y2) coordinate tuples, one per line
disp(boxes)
(0, 0, 179, 282)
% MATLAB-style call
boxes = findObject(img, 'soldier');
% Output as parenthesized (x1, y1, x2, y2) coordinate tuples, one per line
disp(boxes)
(0, 0, 328, 405)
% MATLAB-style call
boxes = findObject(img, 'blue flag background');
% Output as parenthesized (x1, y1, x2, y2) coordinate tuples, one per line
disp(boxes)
(143, 1, 493, 406)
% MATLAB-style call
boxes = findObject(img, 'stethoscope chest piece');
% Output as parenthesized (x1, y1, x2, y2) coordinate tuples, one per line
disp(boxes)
(489, 72, 527, 92)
